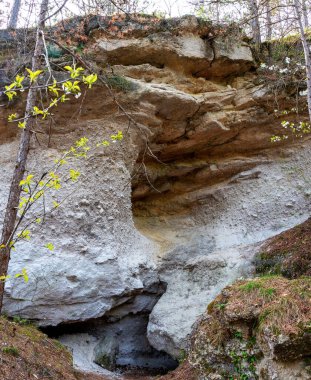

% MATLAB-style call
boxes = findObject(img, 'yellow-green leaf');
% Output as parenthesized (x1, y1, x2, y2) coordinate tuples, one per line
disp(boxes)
(26, 68, 43, 83)
(17, 230, 31, 240)
(44, 243, 54, 251)
(69, 169, 81, 181)
(52, 200, 60, 208)
(83, 73, 97, 88)
(8, 113, 17, 122)
(15, 268, 29, 283)
(20, 174, 34, 187)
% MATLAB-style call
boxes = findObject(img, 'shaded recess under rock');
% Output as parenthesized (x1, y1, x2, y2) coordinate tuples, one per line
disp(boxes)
(0, 14, 310, 376)
(44, 281, 178, 375)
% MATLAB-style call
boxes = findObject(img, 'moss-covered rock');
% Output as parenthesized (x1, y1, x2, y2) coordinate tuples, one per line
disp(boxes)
(189, 276, 311, 379)
(255, 218, 311, 278)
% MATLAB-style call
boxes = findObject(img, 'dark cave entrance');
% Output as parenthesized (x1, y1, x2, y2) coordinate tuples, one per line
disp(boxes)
(42, 285, 178, 376)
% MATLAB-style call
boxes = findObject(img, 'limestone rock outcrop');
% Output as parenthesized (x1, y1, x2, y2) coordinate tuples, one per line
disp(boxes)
(0, 15, 310, 371)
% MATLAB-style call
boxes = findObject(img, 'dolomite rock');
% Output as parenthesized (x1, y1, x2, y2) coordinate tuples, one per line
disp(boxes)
(0, 16, 310, 368)
(1, 135, 159, 326)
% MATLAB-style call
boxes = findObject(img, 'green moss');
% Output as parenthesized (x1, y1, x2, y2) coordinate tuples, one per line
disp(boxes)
(47, 44, 64, 58)
(95, 354, 115, 371)
(2, 346, 19, 356)
(105, 74, 138, 92)
(259, 287, 276, 299)
(303, 321, 311, 333)
(239, 281, 262, 292)
(228, 348, 258, 380)
(53, 339, 67, 351)
(12, 315, 32, 326)
(19, 325, 43, 342)
(254, 252, 284, 275)
(178, 349, 187, 364)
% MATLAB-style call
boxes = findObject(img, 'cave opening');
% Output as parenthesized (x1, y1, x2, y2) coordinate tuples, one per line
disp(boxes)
(41, 285, 178, 377)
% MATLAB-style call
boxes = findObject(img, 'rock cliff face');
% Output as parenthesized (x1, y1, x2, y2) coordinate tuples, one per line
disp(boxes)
(0, 15, 310, 375)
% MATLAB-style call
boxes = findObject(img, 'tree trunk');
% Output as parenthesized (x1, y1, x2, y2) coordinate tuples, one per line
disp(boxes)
(8, 0, 22, 29)
(266, 0, 273, 62)
(302, 0, 309, 28)
(294, 0, 311, 123)
(0, 0, 49, 313)
(248, 0, 261, 48)
(266, 0, 272, 41)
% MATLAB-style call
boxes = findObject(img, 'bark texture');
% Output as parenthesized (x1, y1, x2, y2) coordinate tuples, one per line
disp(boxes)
(248, 0, 261, 47)
(294, 0, 311, 122)
(8, 0, 21, 29)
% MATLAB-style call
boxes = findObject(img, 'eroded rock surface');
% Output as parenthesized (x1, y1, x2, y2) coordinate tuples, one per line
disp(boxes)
(0, 16, 310, 369)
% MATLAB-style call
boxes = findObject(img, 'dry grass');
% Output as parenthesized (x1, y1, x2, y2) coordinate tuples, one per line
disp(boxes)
(0, 316, 79, 380)
(256, 218, 311, 278)
(215, 276, 311, 337)
(157, 361, 198, 380)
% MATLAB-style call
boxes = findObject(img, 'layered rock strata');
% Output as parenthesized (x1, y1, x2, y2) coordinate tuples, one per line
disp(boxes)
(0, 16, 310, 369)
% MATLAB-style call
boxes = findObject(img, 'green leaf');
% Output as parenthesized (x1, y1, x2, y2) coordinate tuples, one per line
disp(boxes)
(44, 243, 54, 251)
(75, 137, 88, 147)
(0, 275, 11, 281)
(15, 268, 29, 283)
(18, 121, 26, 129)
(20, 174, 34, 187)
(69, 169, 80, 181)
(8, 113, 17, 122)
(17, 230, 31, 240)
(26, 68, 43, 83)
(110, 130, 123, 141)
(83, 73, 97, 88)
(48, 79, 60, 97)
(62, 80, 81, 94)
(5, 90, 17, 101)
(64, 65, 84, 79)
(15, 74, 25, 88)
(32, 106, 44, 116)
(52, 200, 60, 208)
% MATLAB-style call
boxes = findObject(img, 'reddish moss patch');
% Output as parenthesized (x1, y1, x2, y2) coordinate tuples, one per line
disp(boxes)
(255, 218, 311, 278)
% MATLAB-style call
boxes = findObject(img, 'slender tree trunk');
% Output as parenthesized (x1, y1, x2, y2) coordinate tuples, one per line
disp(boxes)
(215, 1, 220, 22)
(0, 0, 49, 313)
(294, 0, 311, 123)
(266, 0, 272, 40)
(266, 0, 273, 62)
(248, 0, 261, 48)
(8, 0, 22, 29)
(302, 0, 309, 28)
